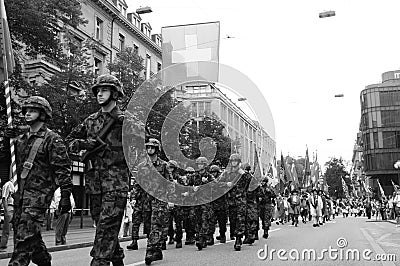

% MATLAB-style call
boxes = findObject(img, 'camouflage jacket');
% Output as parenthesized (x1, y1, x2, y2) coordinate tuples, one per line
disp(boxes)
(219, 167, 249, 206)
(15, 125, 72, 210)
(258, 184, 276, 205)
(131, 177, 151, 211)
(66, 106, 129, 195)
(136, 156, 174, 203)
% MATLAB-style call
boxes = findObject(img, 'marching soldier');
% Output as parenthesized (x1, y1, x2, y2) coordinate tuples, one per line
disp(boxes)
(258, 177, 276, 239)
(219, 154, 250, 251)
(242, 164, 258, 245)
(210, 165, 228, 243)
(138, 138, 173, 265)
(126, 177, 151, 250)
(182, 167, 196, 245)
(192, 157, 214, 250)
(5, 96, 73, 266)
(66, 74, 128, 266)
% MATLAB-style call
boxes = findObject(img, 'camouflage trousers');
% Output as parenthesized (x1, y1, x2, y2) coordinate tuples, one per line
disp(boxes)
(169, 207, 185, 241)
(207, 207, 215, 237)
(233, 199, 246, 237)
(228, 204, 237, 237)
(89, 194, 102, 225)
(166, 208, 174, 241)
(195, 204, 211, 239)
(9, 207, 51, 266)
(259, 203, 274, 230)
(213, 208, 228, 236)
(182, 207, 196, 239)
(90, 192, 126, 266)
(245, 201, 259, 237)
(146, 199, 168, 251)
(131, 203, 151, 241)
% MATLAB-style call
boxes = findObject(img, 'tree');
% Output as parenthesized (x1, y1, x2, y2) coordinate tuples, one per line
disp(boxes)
(6, 0, 87, 60)
(107, 47, 145, 108)
(24, 40, 97, 138)
(325, 157, 350, 198)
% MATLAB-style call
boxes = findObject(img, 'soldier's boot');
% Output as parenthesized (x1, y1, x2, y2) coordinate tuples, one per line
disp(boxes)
(216, 235, 221, 240)
(161, 241, 167, 250)
(263, 228, 269, 239)
(201, 236, 208, 248)
(145, 248, 163, 265)
(206, 235, 214, 246)
(248, 234, 256, 245)
(37, 261, 52, 266)
(230, 235, 235, 240)
(234, 236, 242, 251)
(185, 236, 195, 245)
(196, 237, 203, 251)
(255, 233, 259, 240)
(220, 234, 226, 243)
(243, 236, 250, 244)
(168, 236, 174, 245)
(176, 240, 182, 249)
(127, 240, 138, 250)
(112, 259, 124, 266)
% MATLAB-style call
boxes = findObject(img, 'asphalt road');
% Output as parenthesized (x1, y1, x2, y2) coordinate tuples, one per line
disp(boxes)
(2, 216, 399, 266)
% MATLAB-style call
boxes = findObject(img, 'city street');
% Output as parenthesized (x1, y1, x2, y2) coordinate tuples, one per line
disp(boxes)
(29, 217, 399, 266)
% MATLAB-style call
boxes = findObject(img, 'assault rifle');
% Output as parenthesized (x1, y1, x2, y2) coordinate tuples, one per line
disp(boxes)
(81, 116, 117, 162)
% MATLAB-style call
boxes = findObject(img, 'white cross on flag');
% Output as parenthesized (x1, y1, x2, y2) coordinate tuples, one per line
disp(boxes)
(162, 21, 220, 85)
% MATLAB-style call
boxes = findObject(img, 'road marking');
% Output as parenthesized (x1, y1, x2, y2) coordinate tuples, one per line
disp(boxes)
(360, 228, 397, 266)
(377, 233, 391, 242)
(126, 228, 282, 266)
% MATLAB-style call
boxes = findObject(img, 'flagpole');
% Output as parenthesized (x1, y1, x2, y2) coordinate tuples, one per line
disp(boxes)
(0, 0, 17, 189)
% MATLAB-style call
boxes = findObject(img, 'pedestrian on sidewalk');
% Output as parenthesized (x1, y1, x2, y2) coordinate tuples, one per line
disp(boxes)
(4, 96, 73, 266)
(66, 74, 129, 266)
(0, 178, 15, 249)
(54, 187, 76, 245)
(393, 190, 400, 226)
(119, 194, 133, 238)
(309, 189, 322, 227)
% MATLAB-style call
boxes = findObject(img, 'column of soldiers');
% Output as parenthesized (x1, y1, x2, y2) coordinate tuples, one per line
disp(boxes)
(3, 73, 278, 266)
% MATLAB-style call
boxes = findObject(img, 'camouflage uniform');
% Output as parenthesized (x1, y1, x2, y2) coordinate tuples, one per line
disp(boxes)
(66, 106, 129, 266)
(10, 124, 73, 266)
(258, 184, 276, 237)
(137, 157, 172, 254)
(192, 169, 214, 249)
(130, 178, 151, 241)
(170, 169, 185, 245)
(244, 177, 259, 241)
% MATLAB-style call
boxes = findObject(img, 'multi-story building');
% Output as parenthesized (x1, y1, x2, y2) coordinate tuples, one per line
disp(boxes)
(174, 83, 276, 172)
(360, 70, 400, 196)
(16, 0, 163, 214)
(22, 0, 162, 88)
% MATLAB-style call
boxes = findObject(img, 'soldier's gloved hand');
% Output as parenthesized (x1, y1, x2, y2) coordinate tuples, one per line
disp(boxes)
(59, 190, 72, 214)
(227, 182, 233, 188)
(182, 192, 189, 197)
(4, 126, 20, 138)
(202, 177, 208, 183)
(81, 138, 98, 150)
(168, 202, 174, 208)
(193, 186, 199, 192)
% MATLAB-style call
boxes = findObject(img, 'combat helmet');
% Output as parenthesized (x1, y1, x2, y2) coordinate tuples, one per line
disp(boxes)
(145, 138, 161, 150)
(229, 153, 241, 163)
(209, 165, 221, 173)
(22, 96, 52, 119)
(195, 156, 209, 165)
(91, 74, 124, 98)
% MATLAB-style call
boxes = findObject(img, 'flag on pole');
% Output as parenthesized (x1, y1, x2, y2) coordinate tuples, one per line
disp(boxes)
(341, 177, 349, 197)
(0, 0, 16, 188)
(391, 179, 399, 193)
(291, 163, 298, 189)
(161, 21, 220, 85)
(248, 148, 262, 191)
(304, 147, 311, 188)
(279, 152, 287, 193)
(377, 180, 385, 198)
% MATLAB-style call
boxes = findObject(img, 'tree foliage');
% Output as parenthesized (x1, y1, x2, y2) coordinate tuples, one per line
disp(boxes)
(325, 157, 350, 198)
(6, 0, 87, 60)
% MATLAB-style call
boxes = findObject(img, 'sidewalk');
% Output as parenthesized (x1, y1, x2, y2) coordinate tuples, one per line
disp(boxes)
(0, 215, 144, 260)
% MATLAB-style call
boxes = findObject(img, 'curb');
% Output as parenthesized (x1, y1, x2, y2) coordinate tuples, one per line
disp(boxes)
(0, 234, 147, 260)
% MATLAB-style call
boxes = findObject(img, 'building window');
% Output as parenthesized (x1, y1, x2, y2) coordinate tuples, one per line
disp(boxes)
(220, 103, 227, 121)
(157, 62, 162, 72)
(205, 102, 211, 116)
(119, 33, 125, 51)
(381, 110, 400, 127)
(228, 109, 233, 125)
(198, 102, 204, 116)
(95, 17, 103, 41)
(145, 54, 151, 79)
(373, 132, 379, 149)
(191, 102, 197, 117)
(94, 57, 102, 76)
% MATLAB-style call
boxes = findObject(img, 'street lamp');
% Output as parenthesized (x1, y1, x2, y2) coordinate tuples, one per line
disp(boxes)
(394, 160, 400, 185)
(238, 97, 247, 101)
(136, 6, 152, 14)
(319, 10, 336, 18)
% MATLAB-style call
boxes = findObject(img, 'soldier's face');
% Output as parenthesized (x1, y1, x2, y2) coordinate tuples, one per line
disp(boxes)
(24, 107, 41, 123)
(231, 160, 239, 167)
(197, 163, 207, 170)
(97, 87, 112, 104)
(146, 146, 156, 155)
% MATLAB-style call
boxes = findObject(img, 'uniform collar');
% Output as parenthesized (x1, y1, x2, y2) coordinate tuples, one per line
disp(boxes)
(25, 124, 48, 139)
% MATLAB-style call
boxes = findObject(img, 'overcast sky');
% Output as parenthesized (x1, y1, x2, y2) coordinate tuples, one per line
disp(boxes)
(126, 0, 400, 166)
